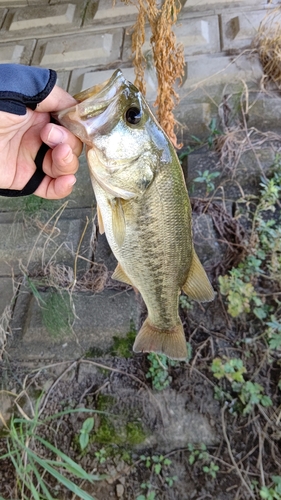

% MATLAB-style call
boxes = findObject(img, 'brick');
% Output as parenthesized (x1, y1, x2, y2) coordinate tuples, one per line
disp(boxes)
(0, 278, 14, 316)
(32, 30, 123, 70)
(221, 10, 281, 50)
(247, 95, 281, 133)
(176, 14, 220, 55)
(68, 67, 158, 102)
(182, 0, 274, 13)
(180, 53, 263, 99)
(55, 70, 71, 91)
(0, 8, 6, 28)
(84, 0, 138, 28)
(0, 39, 36, 65)
(9, 288, 139, 360)
(1, 2, 82, 40)
(0, 208, 94, 276)
(0, 1, 26, 5)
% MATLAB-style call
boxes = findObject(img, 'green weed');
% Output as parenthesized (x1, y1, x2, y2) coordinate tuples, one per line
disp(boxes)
(187, 443, 219, 478)
(194, 169, 220, 195)
(219, 156, 281, 327)
(207, 118, 222, 148)
(179, 294, 193, 311)
(0, 401, 103, 500)
(79, 417, 95, 452)
(146, 348, 191, 391)
(260, 476, 281, 500)
(211, 357, 272, 415)
(137, 454, 178, 499)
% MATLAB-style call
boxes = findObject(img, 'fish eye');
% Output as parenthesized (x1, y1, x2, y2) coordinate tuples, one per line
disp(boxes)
(125, 106, 142, 125)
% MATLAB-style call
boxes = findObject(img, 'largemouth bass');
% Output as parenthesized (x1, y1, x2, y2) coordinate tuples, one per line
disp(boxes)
(56, 70, 214, 360)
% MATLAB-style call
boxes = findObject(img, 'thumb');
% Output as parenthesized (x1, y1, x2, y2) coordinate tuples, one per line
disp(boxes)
(36, 85, 77, 113)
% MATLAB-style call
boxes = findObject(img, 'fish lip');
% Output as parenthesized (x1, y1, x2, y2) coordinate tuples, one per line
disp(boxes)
(76, 69, 127, 120)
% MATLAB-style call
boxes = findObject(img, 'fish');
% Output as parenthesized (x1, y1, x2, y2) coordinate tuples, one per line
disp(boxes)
(55, 69, 215, 360)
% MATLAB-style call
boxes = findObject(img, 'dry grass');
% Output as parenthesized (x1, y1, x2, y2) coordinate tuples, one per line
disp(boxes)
(125, 0, 185, 148)
(253, 7, 281, 88)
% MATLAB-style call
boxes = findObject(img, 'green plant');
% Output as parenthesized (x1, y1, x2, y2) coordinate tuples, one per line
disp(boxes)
(202, 461, 220, 479)
(137, 487, 156, 500)
(138, 454, 178, 499)
(219, 159, 281, 324)
(146, 353, 175, 391)
(207, 118, 222, 148)
(211, 357, 246, 383)
(0, 402, 103, 500)
(42, 290, 75, 337)
(179, 294, 193, 311)
(111, 324, 136, 358)
(193, 169, 220, 195)
(187, 443, 219, 478)
(260, 476, 281, 499)
(211, 357, 272, 415)
(94, 447, 107, 464)
(265, 316, 281, 349)
(79, 417, 94, 452)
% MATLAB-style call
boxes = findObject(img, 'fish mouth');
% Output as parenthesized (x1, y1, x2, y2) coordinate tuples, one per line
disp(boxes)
(54, 69, 142, 144)
(73, 69, 128, 120)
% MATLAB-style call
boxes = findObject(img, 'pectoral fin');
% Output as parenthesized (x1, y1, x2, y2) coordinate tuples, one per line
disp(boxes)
(112, 263, 134, 286)
(111, 198, 126, 247)
(182, 250, 215, 302)
(97, 204, 105, 234)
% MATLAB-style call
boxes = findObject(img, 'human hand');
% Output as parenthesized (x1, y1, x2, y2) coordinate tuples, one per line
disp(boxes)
(0, 83, 83, 199)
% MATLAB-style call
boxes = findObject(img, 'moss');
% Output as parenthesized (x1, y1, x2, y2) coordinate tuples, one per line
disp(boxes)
(110, 324, 137, 358)
(84, 346, 104, 358)
(42, 290, 75, 338)
(94, 418, 119, 445)
(126, 421, 147, 445)
(96, 394, 115, 412)
(94, 416, 146, 446)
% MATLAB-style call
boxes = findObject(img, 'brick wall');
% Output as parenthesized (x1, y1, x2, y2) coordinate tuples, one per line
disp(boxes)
(0, 0, 280, 136)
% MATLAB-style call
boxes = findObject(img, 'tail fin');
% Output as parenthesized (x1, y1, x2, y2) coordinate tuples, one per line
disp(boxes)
(133, 318, 187, 361)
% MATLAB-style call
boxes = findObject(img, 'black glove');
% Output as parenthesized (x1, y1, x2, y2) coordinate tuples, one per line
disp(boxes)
(0, 64, 57, 197)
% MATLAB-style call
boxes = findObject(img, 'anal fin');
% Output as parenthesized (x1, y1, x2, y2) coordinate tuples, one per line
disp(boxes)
(112, 262, 134, 287)
(182, 250, 215, 302)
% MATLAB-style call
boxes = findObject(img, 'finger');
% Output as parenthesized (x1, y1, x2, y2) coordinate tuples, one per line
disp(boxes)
(34, 174, 77, 199)
(42, 143, 79, 179)
(40, 122, 82, 156)
(36, 85, 77, 113)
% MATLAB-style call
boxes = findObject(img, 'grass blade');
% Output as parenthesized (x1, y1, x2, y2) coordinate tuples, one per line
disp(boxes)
(35, 435, 101, 481)
(27, 448, 97, 500)
(28, 455, 53, 500)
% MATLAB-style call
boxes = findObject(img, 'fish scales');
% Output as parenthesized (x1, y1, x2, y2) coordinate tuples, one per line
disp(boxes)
(55, 69, 215, 360)
(93, 154, 191, 329)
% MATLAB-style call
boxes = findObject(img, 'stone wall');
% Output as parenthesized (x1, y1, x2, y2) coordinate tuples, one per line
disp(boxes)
(0, 0, 280, 139)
